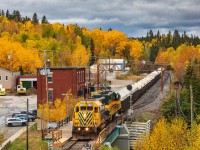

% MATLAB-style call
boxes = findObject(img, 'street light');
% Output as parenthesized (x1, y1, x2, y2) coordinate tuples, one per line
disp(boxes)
(39, 50, 51, 139)
(26, 98, 29, 150)
(18, 98, 29, 150)
(61, 93, 72, 117)
(8, 54, 13, 92)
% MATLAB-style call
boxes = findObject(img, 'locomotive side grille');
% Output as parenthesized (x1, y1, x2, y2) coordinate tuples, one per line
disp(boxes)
(78, 112, 93, 126)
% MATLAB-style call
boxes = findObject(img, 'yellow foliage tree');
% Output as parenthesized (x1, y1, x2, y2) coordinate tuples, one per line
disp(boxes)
(62, 90, 83, 119)
(155, 44, 200, 80)
(70, 36, 90, 66)
(91, 28, 105, 57)
(38, 99, 66, 122)
(103, 30, 127, 57)
(0, 37, 42, 73)
(129, 40, 143, 61)
(135, 118, 200, 150)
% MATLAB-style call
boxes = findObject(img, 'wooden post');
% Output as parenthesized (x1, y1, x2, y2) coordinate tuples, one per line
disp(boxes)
(160, 66, 163, 99)
(97, 64, 99, 91)
(190, 85, 193, 128)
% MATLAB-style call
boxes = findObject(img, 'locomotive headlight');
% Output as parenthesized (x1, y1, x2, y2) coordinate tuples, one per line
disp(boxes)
(85, 127, 89, 131)
(83, 113, 87, 118)
(78, 128, 81, 131)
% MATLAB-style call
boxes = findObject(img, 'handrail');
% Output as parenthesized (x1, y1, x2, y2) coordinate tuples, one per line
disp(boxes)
(93, 113, 124, 149)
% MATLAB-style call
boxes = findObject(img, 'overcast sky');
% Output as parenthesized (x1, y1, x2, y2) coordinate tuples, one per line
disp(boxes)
(1, 0, 200, 37)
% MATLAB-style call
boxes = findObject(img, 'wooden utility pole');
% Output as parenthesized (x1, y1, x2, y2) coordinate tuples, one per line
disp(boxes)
(160, 66, 164, 99)
(177, 84, 181, 117)
(97, 64, 99, 91)
(174, 90, 178, 117)
(190, 85, 193, 128)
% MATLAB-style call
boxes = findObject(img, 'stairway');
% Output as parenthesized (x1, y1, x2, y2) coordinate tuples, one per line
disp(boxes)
(126, 120, 150, 150)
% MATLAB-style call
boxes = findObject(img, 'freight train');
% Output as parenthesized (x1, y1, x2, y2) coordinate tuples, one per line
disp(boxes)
(72, 69, 162, 139)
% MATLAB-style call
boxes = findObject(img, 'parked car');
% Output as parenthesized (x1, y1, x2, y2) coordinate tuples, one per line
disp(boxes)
(17, 117, 28, 121)
(12, 113, 21, 118)
(5, 118, 27, 127)
(29, 109, 37, 117)
(21, 110, 37, 118)
(14, 114, 35, 122)
(47, 122, 59, 129)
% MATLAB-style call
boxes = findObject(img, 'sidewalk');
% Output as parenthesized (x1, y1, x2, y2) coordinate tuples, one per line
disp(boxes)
(0, 122, 36, 150)
(61, 121, 72, 139)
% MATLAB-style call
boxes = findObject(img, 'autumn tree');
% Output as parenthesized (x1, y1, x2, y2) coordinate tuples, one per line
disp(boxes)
(129, 39, 143, 61)
(103, 30, 127, 57)
(70, 36, 90, 66)
(38, 91, 82, 122)
(135, 118, 200, 150)
(62, 90, 83, 118)
(38, 99, 66, 122)
(0, 37, 42, 74)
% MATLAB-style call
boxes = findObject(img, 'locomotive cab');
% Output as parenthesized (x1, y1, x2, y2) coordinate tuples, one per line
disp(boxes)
(72, 98, 105, 139)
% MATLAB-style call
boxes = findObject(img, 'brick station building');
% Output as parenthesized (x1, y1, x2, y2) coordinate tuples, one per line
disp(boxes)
(37, 67, 85, 106)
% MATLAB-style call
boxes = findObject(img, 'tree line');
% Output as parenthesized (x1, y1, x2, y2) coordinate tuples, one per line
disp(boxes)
(0, 9, 48, 24)
(138, 29, 200, 62)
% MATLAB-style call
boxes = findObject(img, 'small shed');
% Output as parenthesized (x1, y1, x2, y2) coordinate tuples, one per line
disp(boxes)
(18, 75, 37, 90)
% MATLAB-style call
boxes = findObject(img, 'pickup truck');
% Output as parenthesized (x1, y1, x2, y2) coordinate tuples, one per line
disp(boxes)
(17, 85, 26, 95)
(0, 88, 6, 96)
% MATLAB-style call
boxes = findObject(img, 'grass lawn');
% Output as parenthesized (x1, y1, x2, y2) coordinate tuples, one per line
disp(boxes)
(8, 123, 48, 150)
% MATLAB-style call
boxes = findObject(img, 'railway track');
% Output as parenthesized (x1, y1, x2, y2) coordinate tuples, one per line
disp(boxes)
(63, 139, 91, 150)
(132, 72, 170, 110)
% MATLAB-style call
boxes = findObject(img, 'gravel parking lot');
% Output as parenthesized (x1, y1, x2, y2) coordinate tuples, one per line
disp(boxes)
(0, 94, 37, 140)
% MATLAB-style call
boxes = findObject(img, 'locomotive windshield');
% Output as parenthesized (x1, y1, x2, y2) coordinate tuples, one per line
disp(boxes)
(80, 106, 86, 111)
(80, 106, 93, 111)
(87, 106, 93, 111)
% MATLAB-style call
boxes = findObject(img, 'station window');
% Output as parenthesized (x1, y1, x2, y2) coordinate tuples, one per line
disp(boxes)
(5, 76, 8, 81)
(78, 71, 81, 82)
(47, 74, 53, 83)
(77, 72, 78, 83)
(48, 89, 53, 103)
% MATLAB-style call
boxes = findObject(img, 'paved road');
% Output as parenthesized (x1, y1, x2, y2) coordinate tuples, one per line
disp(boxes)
(0, 94, 37, 141)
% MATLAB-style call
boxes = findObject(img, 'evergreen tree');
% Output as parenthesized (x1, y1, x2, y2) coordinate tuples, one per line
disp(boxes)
(108, 28, 112, 31)
(165, 31, 171, 48)
(1, 10, 5, 17)
(90, 38, 95, 66)
(22, 16, 31, 23)
(146, 31, 149, 42)
(172, 29, 181, 49)
(41, 15, 49, 24)
(12, 10, 21, 22)
(149, 44, 159, 62)
(149, 29, 154, 41)
(32, 12, 39, 24)
(6, 10, 10, 19)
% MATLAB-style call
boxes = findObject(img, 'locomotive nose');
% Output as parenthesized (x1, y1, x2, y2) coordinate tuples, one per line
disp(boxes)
(83, 113, 87, 118)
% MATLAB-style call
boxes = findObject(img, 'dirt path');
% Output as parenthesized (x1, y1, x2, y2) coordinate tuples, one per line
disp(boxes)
(132, 73, 170, 122)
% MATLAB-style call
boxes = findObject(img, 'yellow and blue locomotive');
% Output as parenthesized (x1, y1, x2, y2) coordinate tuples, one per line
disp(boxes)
(72, 91, 121, 139)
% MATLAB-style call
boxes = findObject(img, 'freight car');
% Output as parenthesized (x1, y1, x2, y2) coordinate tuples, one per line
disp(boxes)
(72, 68, 162, 139)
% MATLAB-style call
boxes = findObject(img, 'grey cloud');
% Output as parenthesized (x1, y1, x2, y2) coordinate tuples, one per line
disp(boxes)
(0, 0, 200, 36)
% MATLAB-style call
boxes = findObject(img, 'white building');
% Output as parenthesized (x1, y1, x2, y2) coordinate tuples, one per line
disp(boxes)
(98, 59, 126, 71)
(0, 68, 20, 92)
